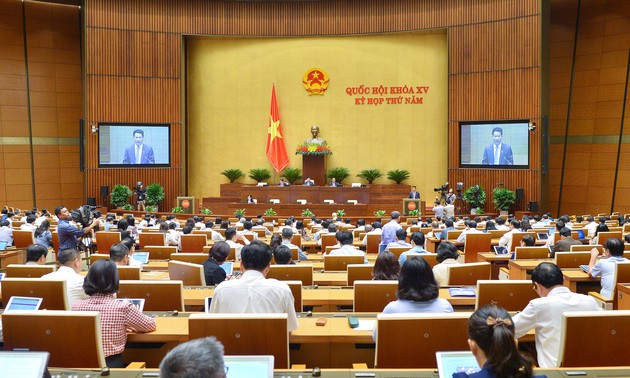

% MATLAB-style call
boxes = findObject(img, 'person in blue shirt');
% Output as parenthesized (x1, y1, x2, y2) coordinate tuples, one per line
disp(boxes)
(54, 206, 100, 253)
(454, 305, 543, 378)
(398, 232, 430, 266)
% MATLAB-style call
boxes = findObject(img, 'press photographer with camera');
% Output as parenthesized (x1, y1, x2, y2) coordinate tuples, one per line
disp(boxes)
(55, 205, 100, 254)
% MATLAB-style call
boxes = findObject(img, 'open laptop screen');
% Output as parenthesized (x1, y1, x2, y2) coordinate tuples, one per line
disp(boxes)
(220, 261, 233, 276)
(116, 298, 145, 312)
(4, 296, 43, 312)
(223, 355, 274, 378)
(0, 241, 8, 251)
(0, 351, 49, 378)
(132, 252, 149, 264)
(436, 351, 480, 378)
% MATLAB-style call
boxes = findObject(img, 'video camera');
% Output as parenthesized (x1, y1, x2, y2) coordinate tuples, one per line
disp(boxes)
(71, 205, 96, 228)
(433, 182, 449, 193)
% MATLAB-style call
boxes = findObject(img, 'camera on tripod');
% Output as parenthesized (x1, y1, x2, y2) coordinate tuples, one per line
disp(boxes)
(71, 205, 96, 228)
(433, 182, 449, 193)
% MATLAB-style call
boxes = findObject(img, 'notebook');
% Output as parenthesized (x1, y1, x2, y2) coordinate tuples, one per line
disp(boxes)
(448, 287, 476, 297)
(220, 261, 234, 275)
(4, 296, 43, 312)
(223, 355, 274, 378)
(436, 351, 480, 378)
(493, 245, 508, 255)
(131, 252, 150, 265)
(0, 241, 8, 251)
(116, 298, 145, 312)
(537, 232, 549, 240)
(0, 351, 50, 378)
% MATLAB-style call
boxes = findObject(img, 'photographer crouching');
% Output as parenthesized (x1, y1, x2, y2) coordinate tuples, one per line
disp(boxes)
(55, 205, 100, 255)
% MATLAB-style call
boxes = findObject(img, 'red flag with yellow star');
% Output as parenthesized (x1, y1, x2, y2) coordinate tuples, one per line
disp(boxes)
(266, 85, 290, 173)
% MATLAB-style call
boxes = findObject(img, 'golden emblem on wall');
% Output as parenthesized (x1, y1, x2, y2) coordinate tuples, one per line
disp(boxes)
(302, 68, 329, 95)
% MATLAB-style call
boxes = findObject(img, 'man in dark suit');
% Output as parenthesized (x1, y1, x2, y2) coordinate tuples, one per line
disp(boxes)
(122, 129, 155, 164)
(481, 126, 513, 165)
(329, 178, 341, 187)
(303, 177, 315, 186)
(551, 227, 581, 257)
(408, 186, 420, 199)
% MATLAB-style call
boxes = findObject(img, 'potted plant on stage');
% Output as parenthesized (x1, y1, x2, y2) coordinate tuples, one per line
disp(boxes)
(492, 187, 516, 216)
(110, 184, 132, 209)
(264, 208, 277, 217)
(248, 168, 272, 184)
(221, 169, 245, 183)
(357, 169, 383, 185)
(387, 169, 410, 184)
(327, 167, 351, 184)
(280, 168, 302, 185)
(463, 185, 487, 214)
(234, 208, 246, 217)
(200, 208, 213, 215)
(145, 183, 165, 212)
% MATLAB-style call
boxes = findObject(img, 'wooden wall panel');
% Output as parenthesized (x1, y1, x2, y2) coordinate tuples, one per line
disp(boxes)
(84, 0, 543, 214)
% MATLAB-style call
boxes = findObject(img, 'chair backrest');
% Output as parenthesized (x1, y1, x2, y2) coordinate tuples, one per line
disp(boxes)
(0, 278, 68, 310)
(476, 280, 538, 311)
(321, 233, 338, 252)
(267, 264, 313, 286)
(290, 234, 301, 247)
(2, 310, 106, 368)
(513, 246, 549, 260)
(118, 280, 184, 311)
(142, 245, 178, 260)
(168, 260, 206, 286)
(463, 233, 492, 263)
(610, 263, 630, 307)
(5, 264, 55, 278)
(188, 313, 289, 368)
(89, 253, 110, 265)
(347, 264, 375, 286)
(406, 253, 439, 267)
(375, 313, 471, 368)
(285, 280, 302, 313)
(446, 230, 462, 241)
(446, 262, 491, 286)
(570, 244, 603, 253)
(366, 234, 381, 254)
(488, 229, 509, 239)
(554, 251, 591, 268)
(12, 230, 35, 248)
(560, 310, 630, 367)
(354, 280, 397, 312)
(324, 255, 364, 271)
(139, 232, 166, 248)
(597, 231, 622, 247)
(51, 231, 60, 252)
(510, 232, 528, 252)
(94, 231, 121, 254)
(170, 253, 208, 265)
(387, 247, 410, 259)
(180, 234, 208, 253)
(117, 265, 141, 280)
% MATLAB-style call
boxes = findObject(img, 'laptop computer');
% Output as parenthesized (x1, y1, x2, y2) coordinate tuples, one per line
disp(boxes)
(116, 298, 145, 312)
(131, 251, 150, 265)
(436, 351, 480, 378)
(537, 232, 549, 240)
(579, 264, 589, 273)
(0, 241, 8, 251)
(4, 296, 43, 312)
(223, 355, 274, 378)
(493, 245, 508, 255)
(0, 351, 50, 378)
(576, 229, 585, 239)
(220, 261, 233, 276)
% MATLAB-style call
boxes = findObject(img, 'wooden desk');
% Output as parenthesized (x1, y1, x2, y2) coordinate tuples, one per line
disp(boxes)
(0, 248, 26, 268)
(562, 270, 600, 294)
(477, 252, 510, 279)
(508, 259, 551, 280)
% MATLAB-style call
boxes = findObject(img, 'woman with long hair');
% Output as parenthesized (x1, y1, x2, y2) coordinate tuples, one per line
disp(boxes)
(34, 220, 52, 248)
(371, 251, 400, 280)
(454, 305, 541, 378)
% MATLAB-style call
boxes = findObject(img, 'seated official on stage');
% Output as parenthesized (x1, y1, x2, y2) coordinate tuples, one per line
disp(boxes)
(303, 177, 315, 186)
(328, 230, 367, 263)
(208, 240, 299, 332)
(329, 177, 341, 187)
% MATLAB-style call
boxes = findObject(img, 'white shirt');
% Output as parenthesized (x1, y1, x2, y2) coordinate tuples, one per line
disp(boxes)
(328, 244, 368, 263)
(20, 223, 37, 232)
(41, 266, 89, 309)
(499, 228, 521, 251)
(585, 222, 598, 238)
(209, 270, 298, 332)
(226, 240, 244, 261)
(513, 286, 601, 367)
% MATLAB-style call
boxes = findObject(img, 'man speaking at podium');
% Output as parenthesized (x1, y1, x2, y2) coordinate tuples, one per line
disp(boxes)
(482, 127, 513, 165)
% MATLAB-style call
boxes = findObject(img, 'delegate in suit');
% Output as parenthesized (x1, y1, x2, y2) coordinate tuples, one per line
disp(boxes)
(123, 129, 155, 164)
(481, 127, 513, 165)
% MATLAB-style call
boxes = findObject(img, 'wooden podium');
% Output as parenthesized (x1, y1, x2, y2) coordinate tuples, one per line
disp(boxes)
(402, 198, 424, 216)
(302, 155, 326, 186)
(176, 196, 196, 214)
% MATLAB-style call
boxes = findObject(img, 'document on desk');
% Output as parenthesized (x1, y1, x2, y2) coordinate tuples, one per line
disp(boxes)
(355, 320, 376, 331)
